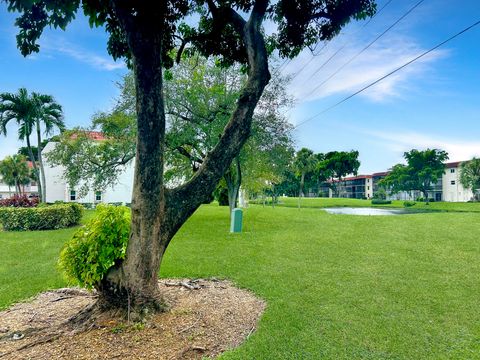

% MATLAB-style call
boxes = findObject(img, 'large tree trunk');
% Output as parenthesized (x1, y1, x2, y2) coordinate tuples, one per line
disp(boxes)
(36, 120, 47, 202)
(25, 135, 42, 202)
(100, 26, 167, 310)
(423, 189, 429, 204)
(101, 1, 270, 313)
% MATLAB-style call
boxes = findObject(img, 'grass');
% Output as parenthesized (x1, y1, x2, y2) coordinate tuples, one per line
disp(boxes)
(1, 205, 480, 358)
(0, 210, 95, 309)
(274, 196, 480, 212)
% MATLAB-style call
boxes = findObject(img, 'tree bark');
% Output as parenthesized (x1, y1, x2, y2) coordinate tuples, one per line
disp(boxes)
(299, 172, 305, 197)
(224, 157, 242, 215)
(100, 17, 167, 310)
(423, 189, 429, 204)
(36, 119, 47, 202)
(100, 0, 270, 312)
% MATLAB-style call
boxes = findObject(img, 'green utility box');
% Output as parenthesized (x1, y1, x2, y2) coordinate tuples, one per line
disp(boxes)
(230, 208, 243, 233)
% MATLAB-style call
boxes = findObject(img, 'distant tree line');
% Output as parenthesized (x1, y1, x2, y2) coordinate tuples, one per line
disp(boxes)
(271, 148, 361, 199)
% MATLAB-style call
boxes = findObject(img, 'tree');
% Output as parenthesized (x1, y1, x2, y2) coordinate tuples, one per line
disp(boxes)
(0, 88, 64, 202)
(18, 137, 57, 161)
(32, 93, 65, 202)
(0, 154, 31, 195)
(322, 150, 360, 196)
(294, 148, 317, 199)
(163, 57, 294, 213)
(7, 0, 376, 310)
(47, 112, 136, 198)
(379, 163, 411, 197)
(460, 158, 480, 201)
(381, 149, 448, 203)
(49, 60, 294, 214)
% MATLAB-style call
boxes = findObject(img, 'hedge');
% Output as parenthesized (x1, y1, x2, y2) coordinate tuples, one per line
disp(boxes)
(0, 194, 39, 208)
(371, 199, 392, 205)
(0, 203, 83, 231)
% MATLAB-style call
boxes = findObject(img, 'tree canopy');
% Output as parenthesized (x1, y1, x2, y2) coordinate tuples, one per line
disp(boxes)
(381, 148, 448, 203)
(0, 154, 31, 195)
(0, 87, 64, 202)
(6, 0, 377, 310)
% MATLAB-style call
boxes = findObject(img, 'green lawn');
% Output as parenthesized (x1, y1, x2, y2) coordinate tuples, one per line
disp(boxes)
(274, 196, 480, 212)
(1, 205, 480, 359)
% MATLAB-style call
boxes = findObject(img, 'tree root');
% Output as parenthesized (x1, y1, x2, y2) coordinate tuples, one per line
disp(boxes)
(164, 279, 204, 290)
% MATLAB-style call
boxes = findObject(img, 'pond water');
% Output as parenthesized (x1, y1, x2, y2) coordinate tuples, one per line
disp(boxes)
(322, 207, 414, 216)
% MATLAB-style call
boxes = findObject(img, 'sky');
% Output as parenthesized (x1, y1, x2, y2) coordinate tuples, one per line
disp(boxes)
(0, 0, 479, 174)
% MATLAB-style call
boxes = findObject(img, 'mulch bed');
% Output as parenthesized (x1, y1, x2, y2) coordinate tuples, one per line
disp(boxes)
(0, 279, 265, 359)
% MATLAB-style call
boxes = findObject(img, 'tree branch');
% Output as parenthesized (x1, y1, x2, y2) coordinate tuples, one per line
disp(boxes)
(162, 0, 271, 242)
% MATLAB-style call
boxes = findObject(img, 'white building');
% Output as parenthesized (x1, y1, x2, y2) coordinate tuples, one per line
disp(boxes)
(372, 161, 474, 202)
(42, 136, 135, 204)
(442, 162, 473, 202)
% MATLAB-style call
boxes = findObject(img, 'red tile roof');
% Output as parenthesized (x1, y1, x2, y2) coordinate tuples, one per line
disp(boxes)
(445, 161, 464, 168)
(70, 131, 106, 141)
(330, 175, 372, 183)
(372, 171, 389, 177)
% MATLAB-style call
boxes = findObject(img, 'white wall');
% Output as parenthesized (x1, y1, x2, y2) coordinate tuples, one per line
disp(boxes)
(442, 166, 472, 202)
(365, 178, 373, 199)
(43, 142, 134, 204)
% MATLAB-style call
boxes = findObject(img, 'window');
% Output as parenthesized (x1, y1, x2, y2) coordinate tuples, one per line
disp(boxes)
(367, 186, 370, 190)
(95, 191, 102, 202)
(451, 180, 455, 185)
(70, 190, 76, 201)
(450, 168, 455, 173)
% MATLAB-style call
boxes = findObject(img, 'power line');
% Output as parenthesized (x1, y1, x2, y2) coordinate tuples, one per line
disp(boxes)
(302, 0, 425, 101)
(289, 0, 396, 82)
(293, 18, 480, 130)
(278, 0, 396, 117)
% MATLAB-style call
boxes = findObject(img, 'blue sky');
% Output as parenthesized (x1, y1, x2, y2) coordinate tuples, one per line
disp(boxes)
(0, 0, 479, 174)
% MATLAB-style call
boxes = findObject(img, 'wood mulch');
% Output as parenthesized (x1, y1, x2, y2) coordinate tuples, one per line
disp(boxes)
(0, 279, 265, 359)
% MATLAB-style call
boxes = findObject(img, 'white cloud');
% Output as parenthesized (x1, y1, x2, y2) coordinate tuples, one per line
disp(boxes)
(364, 129, 480, 162)
(41, 38, 125, 71)
(283, 34, 448, 103)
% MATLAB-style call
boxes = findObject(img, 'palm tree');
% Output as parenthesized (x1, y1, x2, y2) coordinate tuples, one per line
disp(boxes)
(32, 93, 64, 202)
(0, 88, 64, 202)
(0, 155, 31, 195)
(460, 158, 480, 201)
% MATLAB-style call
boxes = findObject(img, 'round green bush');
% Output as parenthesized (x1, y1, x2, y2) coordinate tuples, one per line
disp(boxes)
(59, 204, 130, 289)
(371, 199, 392, 205)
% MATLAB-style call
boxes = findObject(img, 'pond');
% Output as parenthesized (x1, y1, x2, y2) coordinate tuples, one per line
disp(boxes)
(322, 207, 418, 216)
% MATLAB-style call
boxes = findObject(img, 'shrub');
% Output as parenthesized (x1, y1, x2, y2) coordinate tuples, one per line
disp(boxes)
(0, 194, 38, 208)
(0, 203, 83, 231)
(58, 204, 130, 289)
(403, 201, 416, 207)
(82, 202, 95, 210)
(371, 199, 392, 205)
(108, 202, 123, 207)
(373, 188, 387, 200)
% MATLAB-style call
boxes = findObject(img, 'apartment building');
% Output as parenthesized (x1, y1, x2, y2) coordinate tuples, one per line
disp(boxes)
(330, 175, 373, 199)
(327, 161, 473, 202)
